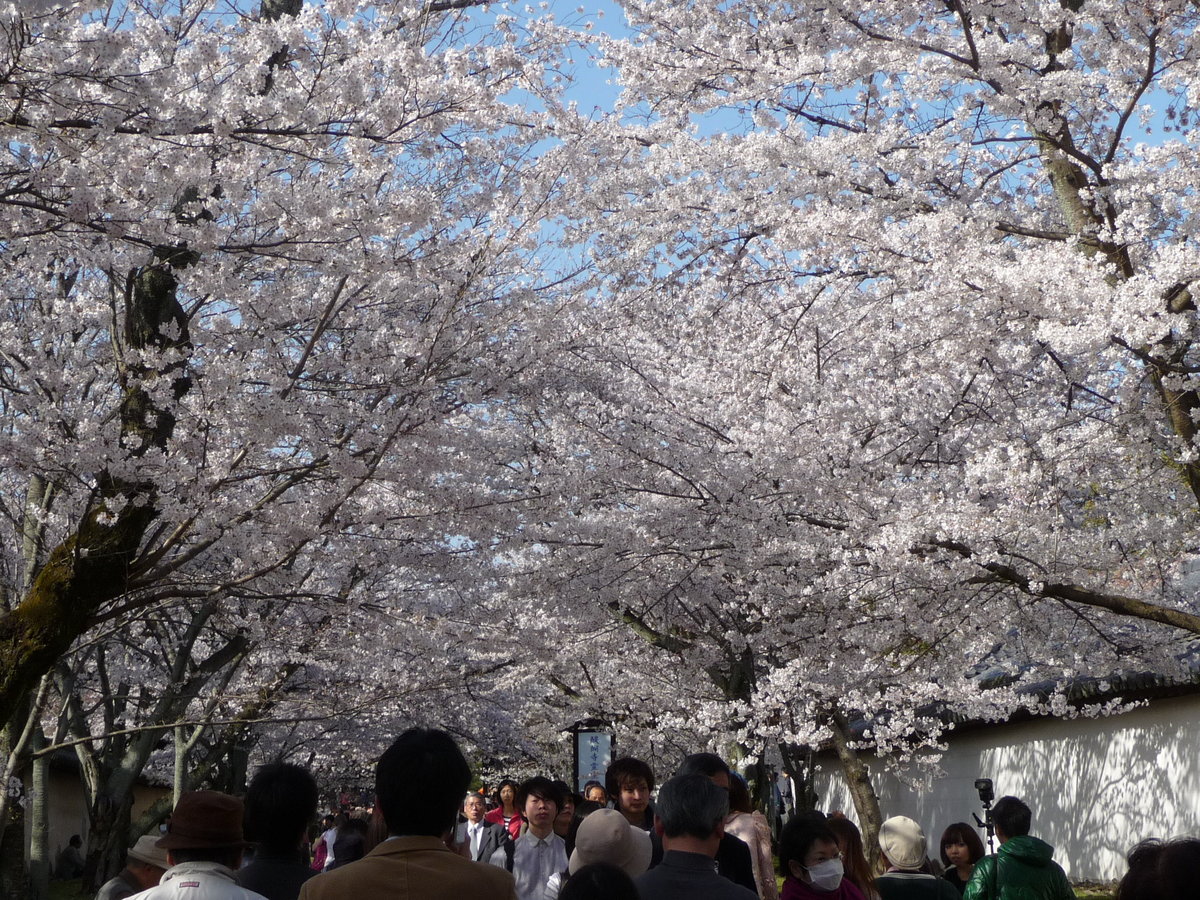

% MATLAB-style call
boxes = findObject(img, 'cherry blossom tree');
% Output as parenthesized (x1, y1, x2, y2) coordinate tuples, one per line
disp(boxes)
(0, 0, 578, 716)
(508, 0, 1200, 852)
(7, 0, 1200, 883)
(0, 0, 582, 886)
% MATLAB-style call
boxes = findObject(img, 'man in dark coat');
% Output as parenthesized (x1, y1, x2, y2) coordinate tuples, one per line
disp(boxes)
(238, 761, 320, 900)
(635, 774, 758, 900)
(648, 752, 758, 894)
(459, 793, 508, 862)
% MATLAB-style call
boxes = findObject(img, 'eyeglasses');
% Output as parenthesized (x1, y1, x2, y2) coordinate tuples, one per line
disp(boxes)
(803, 853, 844, 868)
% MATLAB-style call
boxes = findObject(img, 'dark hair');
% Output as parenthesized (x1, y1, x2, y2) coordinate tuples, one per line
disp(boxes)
(560, 862, 640, 900)
(517, 776, 563, 813)
(655, 773, 727, 839)
(363, 805, 389, 856)
(552, 780, 580, 807)
(244, 761, 319, 855)
(677, 752, 730, 779)
(69, 834, 82, 847)
(375, 727, 471, 836)
(328, 817, 369, 869)
(605, 758, 655, 806)
(939, 822, 986, 866)
(1117, 838, 1200, 900)
(727, 773, 753, 815)
(494, 778, 519, 808)
(170, 846, 242, 868)
(583, 780, 605, 797)
(779, 812, 837, 878)
(1160, 839, 1200, 899)
(991, 796, 1031, 838)
(827, 817, 875, 897)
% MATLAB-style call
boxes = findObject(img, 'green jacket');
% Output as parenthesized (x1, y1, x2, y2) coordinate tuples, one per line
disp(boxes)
(962, 836, 1074, 900)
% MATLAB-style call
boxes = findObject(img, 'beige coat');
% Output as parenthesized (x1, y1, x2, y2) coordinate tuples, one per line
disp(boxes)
(725, 810, 779, 900)
(298, 836, 517, 900)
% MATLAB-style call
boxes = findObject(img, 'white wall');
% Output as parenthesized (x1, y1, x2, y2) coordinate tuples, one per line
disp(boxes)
(812, 693, 1200, 883)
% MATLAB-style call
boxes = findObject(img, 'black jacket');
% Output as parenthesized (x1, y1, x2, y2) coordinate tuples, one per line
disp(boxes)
(649, 832, 758, 895)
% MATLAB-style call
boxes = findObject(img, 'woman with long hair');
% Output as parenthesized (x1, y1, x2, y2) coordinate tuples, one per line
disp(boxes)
(725, 774, 779, 900)
(827, 816, 879, 900)
(779, 813, 866, 900)
(938, 823, 985, 896)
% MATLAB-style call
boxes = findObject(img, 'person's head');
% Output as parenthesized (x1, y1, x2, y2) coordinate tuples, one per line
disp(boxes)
(991, 796, 1031, 842)
(878, 816, 927, 871)
(125, 835, 169, 889)
(677, 752, 732, 791)
(463, 793, 487, 823)
(322, 814, 335, 830)
(654, 773, 727, 852)
(939, 822, 985, 869)
(779, 813, 844, 892)
(827, 817, 873, 895)
(375, 727, 471, 837)
(338, 816, 369, 863)
(552, 781, 578, 835)
(583, 781, 607, 805)
(69, 835, 82, 848)
(156, 791, 250, 870)
(727, 773, 753, 815)
(568, 808, 652, 878)
(1116, 838, 1200, 900)
(244, 761, 319, 856)
(559, 862, 641, 900)
(495, 778, 519, 811)
(517, 776, 563, 836)
(606, 758, 654, 819)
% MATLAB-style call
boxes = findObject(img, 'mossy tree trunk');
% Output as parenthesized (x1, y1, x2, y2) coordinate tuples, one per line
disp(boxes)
(0, 721, 30, 900)
(0, 253, 193, 733)
(0, 0, 305, 757)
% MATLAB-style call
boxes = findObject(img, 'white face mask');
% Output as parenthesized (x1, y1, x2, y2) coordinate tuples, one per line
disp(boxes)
(805, 857, 844, 892)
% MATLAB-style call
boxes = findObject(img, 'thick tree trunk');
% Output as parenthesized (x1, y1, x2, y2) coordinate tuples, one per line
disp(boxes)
(83, 789, 134, 892)
(0, 257, 192, 730)
(28, 731, 49, 900)
(0, 723, 29, 900)
(827, 710, 884, 874)
(0, 809, 27, 900)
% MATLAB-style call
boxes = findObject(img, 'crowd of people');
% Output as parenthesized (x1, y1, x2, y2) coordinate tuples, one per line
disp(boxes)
(89, 728, 1198, 900)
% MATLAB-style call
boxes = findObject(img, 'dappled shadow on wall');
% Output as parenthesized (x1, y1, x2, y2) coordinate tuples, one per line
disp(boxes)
(812, 696, 1200, 882)
(977, 703, 1200, 882)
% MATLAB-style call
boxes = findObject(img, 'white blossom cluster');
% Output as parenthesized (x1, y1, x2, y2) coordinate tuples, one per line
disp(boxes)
(6, 0, 1200, 811)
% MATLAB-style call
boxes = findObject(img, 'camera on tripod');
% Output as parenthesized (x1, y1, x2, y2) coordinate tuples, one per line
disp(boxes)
(975, 778, 994, 804)
(972, 777, 996, 854)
